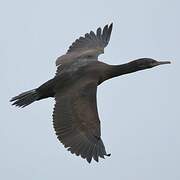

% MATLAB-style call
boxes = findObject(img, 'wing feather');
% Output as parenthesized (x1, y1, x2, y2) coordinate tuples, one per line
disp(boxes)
(66, 23, 113, 55)
(55, 23, 113, 67)
(53, 81, 109, 163)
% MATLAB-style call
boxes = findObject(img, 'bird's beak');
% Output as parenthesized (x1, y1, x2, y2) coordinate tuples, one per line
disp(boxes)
(155, 61, 171, 66)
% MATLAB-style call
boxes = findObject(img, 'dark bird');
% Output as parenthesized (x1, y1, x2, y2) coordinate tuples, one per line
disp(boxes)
(10, 23, 170, 163)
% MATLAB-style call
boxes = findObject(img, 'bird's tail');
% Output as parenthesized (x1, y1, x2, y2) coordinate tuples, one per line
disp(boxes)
(10, 89, 39, 108)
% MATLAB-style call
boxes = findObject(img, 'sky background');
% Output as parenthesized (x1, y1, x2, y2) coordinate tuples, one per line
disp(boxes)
(1, 0, 180, 179)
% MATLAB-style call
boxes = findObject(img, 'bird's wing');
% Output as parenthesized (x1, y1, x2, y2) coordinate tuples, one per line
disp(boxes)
(53, 80, 110, 163)
(56, 23, 113, 66)
(67, 23, 113, 54)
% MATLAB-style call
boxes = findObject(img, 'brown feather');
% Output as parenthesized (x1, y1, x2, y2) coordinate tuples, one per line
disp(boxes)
(53, 78, 109, 162)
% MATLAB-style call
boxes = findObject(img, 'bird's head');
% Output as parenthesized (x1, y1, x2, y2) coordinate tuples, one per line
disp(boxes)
(130, 58, 171, 70)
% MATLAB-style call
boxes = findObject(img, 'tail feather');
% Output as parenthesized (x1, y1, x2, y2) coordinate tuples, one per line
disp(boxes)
(10, 89, 38, 108)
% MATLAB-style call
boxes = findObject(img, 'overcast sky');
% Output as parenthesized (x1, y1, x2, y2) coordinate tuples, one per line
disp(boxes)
(1, 0, 180, 179)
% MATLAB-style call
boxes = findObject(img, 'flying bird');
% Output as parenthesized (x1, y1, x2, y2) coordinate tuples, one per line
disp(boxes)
(10, 23, 170, 163)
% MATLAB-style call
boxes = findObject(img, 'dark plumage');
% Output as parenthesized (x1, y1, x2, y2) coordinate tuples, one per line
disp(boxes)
(10, 23, 170, 163)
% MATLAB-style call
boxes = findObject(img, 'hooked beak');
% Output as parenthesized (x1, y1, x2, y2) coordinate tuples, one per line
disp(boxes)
(155, 61, 171, 66)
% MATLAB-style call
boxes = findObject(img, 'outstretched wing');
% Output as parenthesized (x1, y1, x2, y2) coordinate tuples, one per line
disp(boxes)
(53, 80, 110, 163)
(67, 23, 113, 54)
(56, 23, 113, 66)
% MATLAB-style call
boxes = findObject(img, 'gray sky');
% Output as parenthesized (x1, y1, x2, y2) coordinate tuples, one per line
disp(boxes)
(1, 0, 180, 179)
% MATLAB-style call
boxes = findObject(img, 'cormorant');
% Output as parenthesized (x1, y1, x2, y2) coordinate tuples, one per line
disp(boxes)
(10, 23, 170, 163)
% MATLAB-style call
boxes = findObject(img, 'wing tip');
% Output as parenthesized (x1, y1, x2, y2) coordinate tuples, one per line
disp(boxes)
(58, 134, 110, 163)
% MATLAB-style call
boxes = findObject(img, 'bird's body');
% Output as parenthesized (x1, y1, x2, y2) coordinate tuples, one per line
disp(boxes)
(10, 23, 170, 163)
(36, 60, 107, 99)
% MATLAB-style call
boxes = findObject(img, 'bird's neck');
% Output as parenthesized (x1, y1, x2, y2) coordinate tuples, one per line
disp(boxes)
(105, 62, 143, 81)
